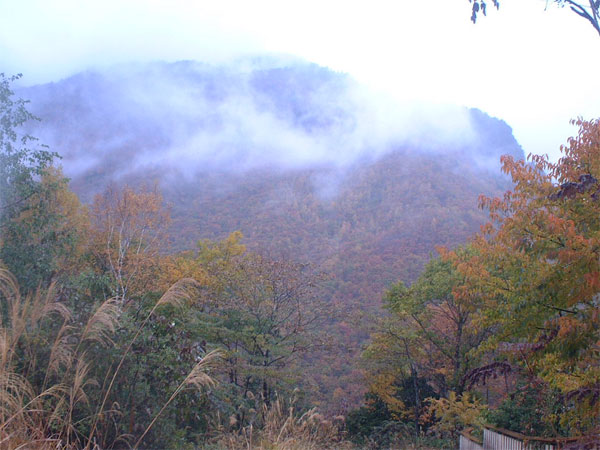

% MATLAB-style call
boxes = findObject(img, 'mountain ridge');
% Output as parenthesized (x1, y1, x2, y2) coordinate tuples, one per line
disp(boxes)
(18, 58, 524, 291)
(18, 60, 524, 410)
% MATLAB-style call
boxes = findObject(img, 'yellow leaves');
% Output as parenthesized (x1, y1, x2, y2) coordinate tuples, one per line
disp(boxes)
(89, 184, 170, 302)
(537, 353, 579, 392)
(5, 166, 90, 280)
(557, 316, 580, 339)
(191, 231, 248, 294)
(157, 252, 208, 292)
(43, 167, 90, 234)
(433, 366, 450, 377)
(368, 373, 406, 417)
(425, 392, 484, 437)
(196, 230, 246, 266)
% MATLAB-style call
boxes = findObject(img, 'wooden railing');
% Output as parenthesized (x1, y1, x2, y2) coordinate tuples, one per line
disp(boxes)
(459, 428, 483, 450)
(459, 426, 596, 450)
(483, 427, 555, 449)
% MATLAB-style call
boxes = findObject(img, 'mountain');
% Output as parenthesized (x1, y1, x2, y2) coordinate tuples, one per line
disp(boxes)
(18, 59, 524, 411)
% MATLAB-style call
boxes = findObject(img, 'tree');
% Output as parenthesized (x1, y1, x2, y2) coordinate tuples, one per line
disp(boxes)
(448, 118, 600, 436)
(90, 184, 170, 304)
(383, 254, 488, 396)
(468, 0, 499, 24)
(1, 167, 89, 288)
(0, 74, 79, 290)
(557, 0, 600, 35)
(0, 73, 56, 223)
(361, 314, 432, 438)
(361, 252, 490, 440)
(469, 0, 600, 37)
(174, 233, 331, 425)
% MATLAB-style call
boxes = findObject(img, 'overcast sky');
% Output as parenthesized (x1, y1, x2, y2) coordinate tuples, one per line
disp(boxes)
(1, 0, 598, 161)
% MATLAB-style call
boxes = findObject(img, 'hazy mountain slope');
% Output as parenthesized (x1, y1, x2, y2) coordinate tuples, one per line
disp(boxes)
(19, 60, 524, 411)
(18, 55, 524, 320)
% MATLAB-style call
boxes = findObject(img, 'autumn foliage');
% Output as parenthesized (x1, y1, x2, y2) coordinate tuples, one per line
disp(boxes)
(444, 118, 600, 437)
(3, 68, 600, 448)
(357, 119, 600, 446)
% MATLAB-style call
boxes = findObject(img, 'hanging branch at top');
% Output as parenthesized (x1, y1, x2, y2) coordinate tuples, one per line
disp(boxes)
(469, 0, 499, 23)
(468, 0, 600, 38)
(559, 0, 600, 36)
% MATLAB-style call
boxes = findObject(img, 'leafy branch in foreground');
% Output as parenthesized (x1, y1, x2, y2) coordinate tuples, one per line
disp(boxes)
(446, 118, 600, 437)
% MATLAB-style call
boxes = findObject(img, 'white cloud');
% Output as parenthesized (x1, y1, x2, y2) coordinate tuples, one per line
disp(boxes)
(1, 0, 598, 161)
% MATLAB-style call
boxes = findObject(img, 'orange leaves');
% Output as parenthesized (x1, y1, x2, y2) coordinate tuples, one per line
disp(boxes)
(557, 316, 580, 339)
(396, 120, 600, 437)
(447, 120, 600, 427)
(91, 184, 169, 242)
(467, 119, 599, 293)
(368, 373, 407, 416)
(583, 272, 600, 292)
(89, 184, 171, 302)
(556, 118, 600, 183)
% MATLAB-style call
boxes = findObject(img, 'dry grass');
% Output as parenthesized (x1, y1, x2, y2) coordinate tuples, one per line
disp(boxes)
(0, 268, 217, 449)
(0, 269, 78, 448)
(132, 349, 220, 449)
(212, 398, 354, 450)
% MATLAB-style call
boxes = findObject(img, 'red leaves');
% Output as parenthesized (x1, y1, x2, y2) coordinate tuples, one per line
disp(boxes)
(565, 383, 600, 407)
(448, 119, 600, 425)
(462, 361, 513, 391)
(549, 174, 600, 201)
(583, 272, 600, 291)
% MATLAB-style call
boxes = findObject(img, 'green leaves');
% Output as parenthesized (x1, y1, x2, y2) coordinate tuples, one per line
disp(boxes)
(365, 249, 489, 430)
(0, 74, 73, 290)
(0, 74, 58, 221)
(448, 119, 600, 436)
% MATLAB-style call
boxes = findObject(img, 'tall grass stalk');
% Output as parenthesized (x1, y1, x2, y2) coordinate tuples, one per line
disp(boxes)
(133, 349, 220, 449)
(0, 269, 217, 448)
(84, 277, 203, 448)
(212, 397, 352, 450)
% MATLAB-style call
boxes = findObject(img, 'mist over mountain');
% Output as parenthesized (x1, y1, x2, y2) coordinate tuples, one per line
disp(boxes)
(19, 56, 524, 293)
(19, 59, 524, 410)
(20, 58, 521, 187)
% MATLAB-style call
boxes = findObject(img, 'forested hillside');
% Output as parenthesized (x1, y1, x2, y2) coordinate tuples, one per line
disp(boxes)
(16, 60, 525, 414)
(8, 62, 598, 449)
(3, 0, 599, 447)
(20, 60, 522, 302)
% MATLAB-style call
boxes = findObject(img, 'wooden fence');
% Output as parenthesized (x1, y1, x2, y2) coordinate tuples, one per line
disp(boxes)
(459, 429, 483, 450)
(483, 427, 555, 449)
(460, 426, 596, 450)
